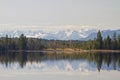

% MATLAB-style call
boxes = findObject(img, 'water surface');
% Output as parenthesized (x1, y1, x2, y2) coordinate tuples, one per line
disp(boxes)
(0, 52, 120, 80)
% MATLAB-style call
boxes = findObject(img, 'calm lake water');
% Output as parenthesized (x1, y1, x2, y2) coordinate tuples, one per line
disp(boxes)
(0, 52, 120, 80)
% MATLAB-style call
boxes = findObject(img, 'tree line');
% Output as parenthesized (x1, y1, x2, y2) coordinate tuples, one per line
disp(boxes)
(86, 30, 120, 50)
(0, 30, 120, 51)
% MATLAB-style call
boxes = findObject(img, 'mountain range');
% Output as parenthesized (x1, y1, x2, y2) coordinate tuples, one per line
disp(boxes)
(0, 29, 120, 40)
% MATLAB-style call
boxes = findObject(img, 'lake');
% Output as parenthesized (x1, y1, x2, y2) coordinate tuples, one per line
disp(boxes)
(0, 51, 120, 80)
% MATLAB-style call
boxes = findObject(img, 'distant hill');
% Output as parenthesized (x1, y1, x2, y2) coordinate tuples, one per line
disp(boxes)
(0, 29, 120, 40)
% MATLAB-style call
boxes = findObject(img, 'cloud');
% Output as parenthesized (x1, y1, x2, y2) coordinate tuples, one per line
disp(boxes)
(0, 24, 119, 32)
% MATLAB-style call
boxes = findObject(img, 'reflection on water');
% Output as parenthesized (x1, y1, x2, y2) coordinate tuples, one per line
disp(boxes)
(0, 51, 120, 72)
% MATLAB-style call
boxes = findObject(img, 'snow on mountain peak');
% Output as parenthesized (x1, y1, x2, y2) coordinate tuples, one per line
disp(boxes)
(65, 29, 73, 36)
(0, 28, 119, 40)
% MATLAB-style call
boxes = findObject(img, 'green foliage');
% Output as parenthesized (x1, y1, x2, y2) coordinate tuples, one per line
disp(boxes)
(96, 30, 103, 49)
(111, 32, 117, 49)
(0, 32, 120, 51)
(19, 34, 27, 50)
(103, 35, 111, 49)
(118, 34, 120, 49)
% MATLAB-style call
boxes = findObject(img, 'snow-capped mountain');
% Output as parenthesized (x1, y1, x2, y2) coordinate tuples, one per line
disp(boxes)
(0, 29, 120, 40)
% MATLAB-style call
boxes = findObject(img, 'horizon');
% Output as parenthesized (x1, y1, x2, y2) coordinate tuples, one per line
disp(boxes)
(0, 24, 120, 32)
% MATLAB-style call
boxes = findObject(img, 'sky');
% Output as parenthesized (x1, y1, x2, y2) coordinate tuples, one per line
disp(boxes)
(0, 0, 120, 31)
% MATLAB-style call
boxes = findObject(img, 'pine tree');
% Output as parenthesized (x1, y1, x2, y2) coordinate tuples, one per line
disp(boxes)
(96, 30, 103, 49)
(111, 32, 117, 49)
(117, 34, 120, 49)
(5, 35, 9, 50)
(103, 35, 111, 49)
(19, 34, 27, 50)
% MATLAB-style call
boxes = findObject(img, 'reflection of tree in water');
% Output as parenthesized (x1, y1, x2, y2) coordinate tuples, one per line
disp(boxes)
(90, 52, 120, 72)
(0, 52, 120, 72)
(104, 54, 111, 68)
(18, 52, 27, 68)
(0, 52, 43, 68)
(94, 53, 103, 72)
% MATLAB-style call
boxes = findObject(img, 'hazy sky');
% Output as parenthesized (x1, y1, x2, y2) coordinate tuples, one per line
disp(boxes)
(0, 0, 120, 30)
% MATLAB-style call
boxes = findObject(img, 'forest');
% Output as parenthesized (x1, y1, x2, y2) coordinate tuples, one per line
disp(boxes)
(0, 30, 120, 51)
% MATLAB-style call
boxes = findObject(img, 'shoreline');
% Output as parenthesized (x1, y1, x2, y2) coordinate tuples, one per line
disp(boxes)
(3, 49, 120, 53)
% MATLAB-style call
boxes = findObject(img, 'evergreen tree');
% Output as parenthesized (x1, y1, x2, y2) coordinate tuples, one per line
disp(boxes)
(117, 34, 120, 49)
(111, 32, 117, 49)
(96, 30, 103, 49)
(4, 35, 9, 50)
(19, 34, 27, 50)
(103, 35, 111, 49)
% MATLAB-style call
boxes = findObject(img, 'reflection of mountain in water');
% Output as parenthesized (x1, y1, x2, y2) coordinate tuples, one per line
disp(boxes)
(0, 52, 120, 72)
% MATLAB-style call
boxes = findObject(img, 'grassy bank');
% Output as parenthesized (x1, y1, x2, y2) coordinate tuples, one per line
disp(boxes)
(6, 49, 120, 54)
